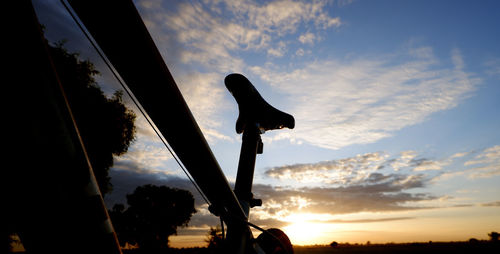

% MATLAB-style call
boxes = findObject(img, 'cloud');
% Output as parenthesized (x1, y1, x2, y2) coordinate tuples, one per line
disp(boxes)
(299, 32, 316, 45)
(252, 177, 436, 216)
(251, 47, 480, 149)
(134, 0, 342, 143)
(388, 150, 417, 171)
(484, 58, 500, 78)
(108, 151, 437, 229)
(481, 201, 500, 207)
(450, 152, 469, 159)
(464, 145, 500, 166)
(463, 145, 500, 178)
(105, 166, 205, 207)
(337, 0, 356, 7)
(267, 41, 288, 57)
(324, 217, 415, 223)
(113, 135, 172, 173)
(410, 158, 450, 171)
(451, 204, 475, 208)
(430, 145, 500, 182)
(265, 152, 387, 184)
(221, 0, 341, 34)
(175, 72, 234, 142)
(138, 0, 341, 69)
(109, 145, 498, 232)
(265, 151, 452, 184)
(295, 48, 305, 56)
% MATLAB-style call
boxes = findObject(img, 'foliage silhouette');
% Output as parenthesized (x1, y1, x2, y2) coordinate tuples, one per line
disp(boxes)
(4, 37, 136, 251)
(489, 231, 499, 242)
(109, 184, 197, 252)
(330, 241, 339, 248)
(49, 43, 136, 196)
(2, 231, 14, 253)
(205, 226, 224, 252)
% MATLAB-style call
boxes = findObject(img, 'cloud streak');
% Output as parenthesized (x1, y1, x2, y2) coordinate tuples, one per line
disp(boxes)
(251, 48, 480, 149)
(266, 152, 387, 184)
(138, 0, 340, 69)
(325, 217, 416, 223)
(135, 0, 342, 142)
(435, 145, 500, 181)
(265, 151, 452, 184)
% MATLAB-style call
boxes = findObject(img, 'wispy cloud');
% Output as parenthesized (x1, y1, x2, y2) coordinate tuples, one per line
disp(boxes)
(411, 158, 450, 171)
(113, 116, 173, 172)
(463, 145, 500, 178)
(481, 201, 500, 207)
(138, 1, 480, 151)
(267, 41, 288, 57)
(265, 150, 452, 184)
(265, 152, 387, 184)
(175, 72, 234, 142)
(430, 145, 500, 183)
(299, 32, 317, 45)
(135, 0, 342, 142)
(324, 217, 415, 223)
(138, 0, 341, 69)
(251, 48, 480, 149)
(483, 58, 500, 79)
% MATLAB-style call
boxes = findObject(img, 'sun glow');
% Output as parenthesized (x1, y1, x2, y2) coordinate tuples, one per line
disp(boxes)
(282, 213, 332, 245)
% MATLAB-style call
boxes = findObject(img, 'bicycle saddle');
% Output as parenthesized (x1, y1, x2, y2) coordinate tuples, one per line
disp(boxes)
(225, 73, 295, 134)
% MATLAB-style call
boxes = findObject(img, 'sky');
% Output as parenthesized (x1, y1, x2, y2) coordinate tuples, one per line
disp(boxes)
(33, 0, 500, 247)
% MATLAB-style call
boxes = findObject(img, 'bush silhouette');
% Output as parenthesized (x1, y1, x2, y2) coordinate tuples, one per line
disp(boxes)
(109, 184, 196, 251)
(489, 231, 499, 242)
(206, 226, 224, 252)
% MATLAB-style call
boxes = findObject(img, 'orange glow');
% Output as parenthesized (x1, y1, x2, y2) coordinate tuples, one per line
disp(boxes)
(282, 213, 332, 245)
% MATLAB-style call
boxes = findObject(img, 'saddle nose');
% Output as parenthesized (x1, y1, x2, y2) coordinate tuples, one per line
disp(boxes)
(224, 73, 295, 134)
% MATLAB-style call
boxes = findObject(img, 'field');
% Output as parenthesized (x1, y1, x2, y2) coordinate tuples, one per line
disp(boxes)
(293, 241, 500, 254)
(116, 241, 500, 254)
(157, 241, 500, 254)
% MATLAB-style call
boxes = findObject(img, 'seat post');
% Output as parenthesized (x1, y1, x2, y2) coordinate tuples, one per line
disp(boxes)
(234, 122, 263, 217)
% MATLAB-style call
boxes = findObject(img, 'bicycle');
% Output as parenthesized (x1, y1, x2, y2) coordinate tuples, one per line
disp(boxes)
(13, 0, 295, 253)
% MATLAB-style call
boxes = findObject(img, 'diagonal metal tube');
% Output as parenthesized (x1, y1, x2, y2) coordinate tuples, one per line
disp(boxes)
(66, 0, 247, 225)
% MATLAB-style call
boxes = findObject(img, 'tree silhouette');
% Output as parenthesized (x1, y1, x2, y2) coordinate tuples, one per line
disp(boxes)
(4, 39, 136, 252)
(49, 43, 136, 195)
(108, 204, 134, 248)
(2, 231, 15, 253)
(109, 184, 196, 252)
(206, 226, 224, 252)
(489, 231, 499, 242)
(330, 241, 338, 248)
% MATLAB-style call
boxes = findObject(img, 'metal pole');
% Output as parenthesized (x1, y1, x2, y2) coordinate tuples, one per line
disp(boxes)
(234, 124, 262, 217)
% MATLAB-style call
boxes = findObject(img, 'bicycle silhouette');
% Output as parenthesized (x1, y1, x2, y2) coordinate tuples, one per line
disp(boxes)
(12, 0, 295, 253)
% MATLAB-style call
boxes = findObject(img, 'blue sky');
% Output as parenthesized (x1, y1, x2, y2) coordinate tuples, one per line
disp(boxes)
(34, 0, 500, 247)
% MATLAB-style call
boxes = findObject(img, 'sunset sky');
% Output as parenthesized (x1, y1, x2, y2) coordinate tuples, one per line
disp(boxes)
(34, 0, 500, 247)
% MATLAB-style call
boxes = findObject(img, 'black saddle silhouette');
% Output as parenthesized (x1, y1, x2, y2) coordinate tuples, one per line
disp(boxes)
(224, 73, 295, 134)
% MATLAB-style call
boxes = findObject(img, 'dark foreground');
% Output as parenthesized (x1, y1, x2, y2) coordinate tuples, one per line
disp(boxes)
(121, 241, 500, 254)
(294, 241, 500, 254)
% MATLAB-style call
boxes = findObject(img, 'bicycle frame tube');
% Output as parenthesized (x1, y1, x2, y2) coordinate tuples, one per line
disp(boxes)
(234, 124, 263, 217)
